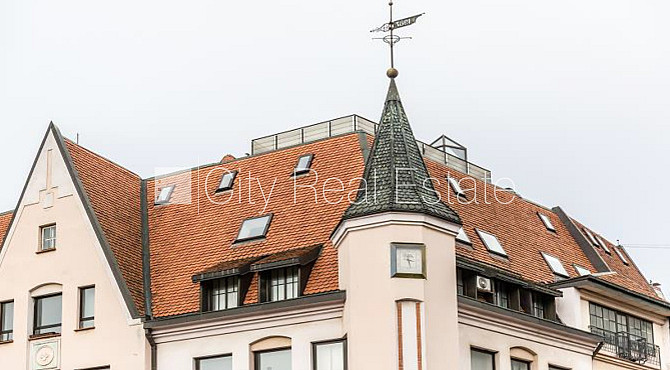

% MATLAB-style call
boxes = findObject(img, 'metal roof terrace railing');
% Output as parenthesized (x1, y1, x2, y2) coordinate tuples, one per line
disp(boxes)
(250, 114, 492, 183)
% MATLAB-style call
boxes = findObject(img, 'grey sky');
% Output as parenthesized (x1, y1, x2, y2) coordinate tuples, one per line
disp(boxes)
(2, 0, 669, 293)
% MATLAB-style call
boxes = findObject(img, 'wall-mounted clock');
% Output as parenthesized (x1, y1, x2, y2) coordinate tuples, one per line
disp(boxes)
(391, 243, 426, 278)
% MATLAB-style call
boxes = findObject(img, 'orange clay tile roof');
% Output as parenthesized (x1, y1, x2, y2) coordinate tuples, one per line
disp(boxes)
(570, 218, 658, 299)
(64, 139, 146, 317)
(0, 211, 12, 252)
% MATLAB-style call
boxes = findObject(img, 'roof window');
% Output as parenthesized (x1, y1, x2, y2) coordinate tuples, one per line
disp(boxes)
(293, 154, 314, 176)
(216, 171, 238, 192)
(155, 185, 175, 205)
(614, 247, 629, 265)
(583, 228, 599, 247)
(456, 228, 471, 244)
(541, 252, 569, 278)
(476, 229, 507, 257)
(447, 176, 465, 198)
(574, 264, 591, 276)
(236, 214, 273, 242)
(594, 235, 611, 254)
(538, 213, 556, 232)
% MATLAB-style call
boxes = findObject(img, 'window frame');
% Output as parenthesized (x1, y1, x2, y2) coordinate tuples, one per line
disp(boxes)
(470, 347, 496, 370)
(0, 300, 13, 342)
(312, 338, 347, 370)
(476, 229, 508, 257)
(155, 185, 175, 205)
(194, 353, 233, 370)
(537, 212, 556, 232)
(541, 252, 569, 278)
(573, 264, 591, 276)
(33, 292, 63, 336)
(511, 358, 531, 370)
(614, 247, 629, 265)
(582, 228, 599, 247)
(78, 286, 95, 330)
(595, 235, 611, 254)
(260, 266, 301, 303)
(254, 347, 292, 370)
(293, 154, 314, 176)
(456, 228, 471, 245)
(235, 214, 273, 243)
(447, 176, 466, 198)
(203, 276, 240, 312)
(216, 170, 238, 193)
(39, 223, 57, 252)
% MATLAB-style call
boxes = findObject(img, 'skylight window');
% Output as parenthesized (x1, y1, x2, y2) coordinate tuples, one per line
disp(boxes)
(293, 154, 314, 176)
(538, 213, 556, 232)
(541, 252, 569, 278)
(614, 247, 629, 265)
(216, 171, 238, 192)
(447, 176, 465, 197)
(574, 264, 591, 276)
(583, 228, 599, 247)
(476, 229, 507, 257)
(155, 185, 175, 205)
(236, 214, 273, 242)
(595, 235, 611, 254)
(456, 228, 471, 244)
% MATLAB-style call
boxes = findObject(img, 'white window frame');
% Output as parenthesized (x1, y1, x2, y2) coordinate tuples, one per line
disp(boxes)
(541, 252, 569, 278)
(456, 228, 471, 244)
(447, 176, 465, 197)
(216, 171, 238, 192)
(538, 213, 556, 232)
(582, 228, 599, 247)
(476, 229, 507, 257)
(594, 235, 611, 254)
(40, 224, 57, 251)
(614, 247, 629, 265)
(574, 264, 591, 276)
(293, 154, 314, 176)
(155, 185, 175, 205)
(235, 214, 273, 242)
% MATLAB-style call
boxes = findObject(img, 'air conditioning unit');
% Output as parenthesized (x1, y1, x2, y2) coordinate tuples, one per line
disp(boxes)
(477, 276, 493, 292)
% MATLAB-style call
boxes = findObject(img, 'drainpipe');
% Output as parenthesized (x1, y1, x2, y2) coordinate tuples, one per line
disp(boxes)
(592, 341, 604, 359)
(145, 328, 157, 370)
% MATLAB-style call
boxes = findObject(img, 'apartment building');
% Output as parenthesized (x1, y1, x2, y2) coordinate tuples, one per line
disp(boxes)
(0, 76, 668, 370)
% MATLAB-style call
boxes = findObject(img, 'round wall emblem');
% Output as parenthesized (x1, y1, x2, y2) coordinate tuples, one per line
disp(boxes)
(35, 345, 55, 366)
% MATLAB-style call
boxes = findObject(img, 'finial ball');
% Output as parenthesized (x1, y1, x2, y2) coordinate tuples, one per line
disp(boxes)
(386, 68, 399, 78)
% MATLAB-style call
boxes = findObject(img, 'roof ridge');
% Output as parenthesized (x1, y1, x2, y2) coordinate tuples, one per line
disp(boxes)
(63, 138, 141, 179)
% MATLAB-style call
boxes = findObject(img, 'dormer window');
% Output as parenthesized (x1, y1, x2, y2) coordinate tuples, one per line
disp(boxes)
(251, 246, 321, 303)
(155, 185, 175, 205)
(293, 154, 314, 176)
(583, 228, 599, 247)
(538, 213, 556, 232)
(456, 228, 471, 244)
(203, 276, 240, 311)
(216, 171, 238, 192)
(40, 224, 57, 252)
(476, 229, 507, 257)
(541, 252, 569, 278)
(235, 214, 272, 243)
(594, 235, 611, 254)
(574, 264, 591, 276)
(447, 176, 465, 198)
(614, 247, 629, 265)
(265, 266, 299, 302)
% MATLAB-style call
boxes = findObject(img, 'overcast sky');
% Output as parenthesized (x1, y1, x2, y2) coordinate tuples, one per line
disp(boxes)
(1, 0, 669, 293)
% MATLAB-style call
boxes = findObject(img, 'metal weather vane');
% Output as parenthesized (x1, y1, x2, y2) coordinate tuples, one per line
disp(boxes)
(371, 1, 424, 77)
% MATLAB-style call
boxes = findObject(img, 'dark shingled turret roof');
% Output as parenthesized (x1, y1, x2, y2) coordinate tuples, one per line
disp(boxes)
(343, 79, 461, 225)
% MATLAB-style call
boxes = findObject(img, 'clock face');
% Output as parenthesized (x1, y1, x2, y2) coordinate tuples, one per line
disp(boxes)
(393, 244, 425, 277)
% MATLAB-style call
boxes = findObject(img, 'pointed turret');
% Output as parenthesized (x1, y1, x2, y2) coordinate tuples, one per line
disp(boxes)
(343, 78, 461, 225)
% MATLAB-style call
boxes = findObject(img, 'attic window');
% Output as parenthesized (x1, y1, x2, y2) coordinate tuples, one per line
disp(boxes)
(155, 185, 175, 205)
(614, 247, 629, 265)
(235, 214, 272, 242)
(216, 171, 238, 192)
(574, 264, 591, 276)
(476, 229, 507, 257)
(293, 154, 314, 176)
(538, 213, 556, 232)
(447, 177, 465, 198)
(594, 235, 611, 254)
(456, 228, 471, 244)
(541, 252, 569, 278)
(583, 228, 599, 247)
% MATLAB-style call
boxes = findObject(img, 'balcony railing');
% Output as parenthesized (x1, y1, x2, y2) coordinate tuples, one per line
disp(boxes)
(590, 326, 661, 368)
(250, 114, 492, 183)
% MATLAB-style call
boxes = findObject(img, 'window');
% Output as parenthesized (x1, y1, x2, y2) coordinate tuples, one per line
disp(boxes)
(549, 366, 570, 370)
(447, 176, 465, 197)
(33, 293, 62, 335)
(263, 266, 299, 302)
(293, 154, 314, 176)
(476, 229, 507, 257)
(40, 224, 57, 251)
(196, 355, 232, 370)
(511, 359, 530, 370)
(495, 281, 510, 309)
(155, 185, 175, 205)
(595, 235, 611, 254)
(470, 348, 495, 370)
(456, 228, 471, 244)
(532, 293, 545, 319)
(541, 252, 569, 278)
(614, 247, 629, 265)
(583, 228, 599, 247)
(236, 214, 272, 242)
(538, 213, 556, 232)
(313, 340, 346, 370)
(204, 277, 239, 311)
(79, 286, 95, 329)
(589, 302, 654, 345)
(0, 301, 13, 342)
(574, 264, 591, 276)
(216, 171, 238, 192)
(457, 269, 465, 295)
(255, 348, 291, 370)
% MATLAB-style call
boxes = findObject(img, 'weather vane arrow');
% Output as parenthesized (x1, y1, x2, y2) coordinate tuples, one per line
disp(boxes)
(370, 1, 424, 78)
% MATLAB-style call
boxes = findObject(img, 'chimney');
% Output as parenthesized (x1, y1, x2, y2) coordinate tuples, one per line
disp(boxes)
(651, 282, 666, 301)
(221, 154, 236, 163)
